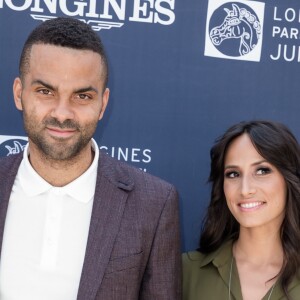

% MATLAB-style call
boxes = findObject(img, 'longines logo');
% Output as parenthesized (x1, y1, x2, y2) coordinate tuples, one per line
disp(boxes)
(0, 135, 151, 171)
(205, 0, 265, 62)
(100, 145, 151, 172)
(0, 136, 28, 157)
(0, 0, 175, 31)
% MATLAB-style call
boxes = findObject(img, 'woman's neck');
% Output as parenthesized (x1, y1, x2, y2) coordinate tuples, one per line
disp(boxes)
(233, 228, 283, 264)
(234, 228, 283, 268)
(233, 228, 284, 300)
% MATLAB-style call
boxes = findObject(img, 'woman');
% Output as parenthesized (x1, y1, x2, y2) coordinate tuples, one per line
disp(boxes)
(183, 120, 300, 300)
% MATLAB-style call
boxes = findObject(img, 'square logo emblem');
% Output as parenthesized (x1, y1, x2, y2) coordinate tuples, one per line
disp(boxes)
(204, 0, 265, 62)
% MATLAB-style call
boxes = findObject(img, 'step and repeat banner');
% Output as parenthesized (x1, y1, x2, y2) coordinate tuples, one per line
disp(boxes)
(0, 0, 300, 251)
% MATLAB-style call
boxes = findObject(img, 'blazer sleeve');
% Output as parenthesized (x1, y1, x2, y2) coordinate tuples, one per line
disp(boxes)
(139, 185, 182, 300)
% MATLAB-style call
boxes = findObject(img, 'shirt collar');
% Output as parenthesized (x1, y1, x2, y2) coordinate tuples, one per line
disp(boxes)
(199, 240, 233, 268)
(198, 240, 300, 298)
(18, 139, 99, 203)
(199, 240, 243, 299)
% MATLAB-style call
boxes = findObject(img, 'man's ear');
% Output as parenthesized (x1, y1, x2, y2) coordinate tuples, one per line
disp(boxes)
(13, 77, 23, 111)
(99, 87, 110, 120)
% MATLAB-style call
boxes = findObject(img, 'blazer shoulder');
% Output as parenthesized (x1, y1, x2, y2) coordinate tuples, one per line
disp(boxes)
(99, 150, 177, 196)
(0, 153, 23, 178)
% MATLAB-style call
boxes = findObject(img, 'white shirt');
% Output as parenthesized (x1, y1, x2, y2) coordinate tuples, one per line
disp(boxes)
(0, 139, 99, 300)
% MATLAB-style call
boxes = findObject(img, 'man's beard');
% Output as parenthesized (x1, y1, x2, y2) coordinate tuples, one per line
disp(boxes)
(23, 111, 98, 161)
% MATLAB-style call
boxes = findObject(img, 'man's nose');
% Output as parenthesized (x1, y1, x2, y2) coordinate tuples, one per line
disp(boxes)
(50, 98, 74, 122)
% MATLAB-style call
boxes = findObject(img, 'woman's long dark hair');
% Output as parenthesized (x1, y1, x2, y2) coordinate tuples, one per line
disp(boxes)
(199, 120, 300, 297)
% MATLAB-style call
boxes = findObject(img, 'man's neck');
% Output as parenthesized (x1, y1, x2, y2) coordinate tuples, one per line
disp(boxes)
(28, 143, 95, 187)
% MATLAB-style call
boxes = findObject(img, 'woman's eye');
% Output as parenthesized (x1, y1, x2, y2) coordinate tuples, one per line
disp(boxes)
(225, 171, 239, 178)
(256, 167, 271, 175)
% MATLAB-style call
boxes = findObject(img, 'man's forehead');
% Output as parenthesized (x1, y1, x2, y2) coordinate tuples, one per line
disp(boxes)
(30, 43, 102, 59)
(27, 44, 104, 77)
(24, 44, 106, 89)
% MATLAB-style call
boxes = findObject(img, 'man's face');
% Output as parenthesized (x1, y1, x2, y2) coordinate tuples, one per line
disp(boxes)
(13, 44, 109, 161)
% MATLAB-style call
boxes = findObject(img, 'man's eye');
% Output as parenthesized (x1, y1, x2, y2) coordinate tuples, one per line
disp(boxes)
(225, 171, 239, 178)
(77, 94, 91, 100)
(38, 89, 52, 95)
(256, 167, 271, 175)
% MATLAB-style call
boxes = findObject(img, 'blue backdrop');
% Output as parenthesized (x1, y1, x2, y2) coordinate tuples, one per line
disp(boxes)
(0, 0, 300, 252)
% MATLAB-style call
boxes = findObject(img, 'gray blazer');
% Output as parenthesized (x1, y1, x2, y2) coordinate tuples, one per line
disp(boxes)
(0, 151, 182, 300)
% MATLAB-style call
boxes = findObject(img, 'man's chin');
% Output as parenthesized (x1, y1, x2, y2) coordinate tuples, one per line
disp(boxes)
(35, 140, 83, 161)
(43, 148, 81, 161)
(29, 132, 92, 161)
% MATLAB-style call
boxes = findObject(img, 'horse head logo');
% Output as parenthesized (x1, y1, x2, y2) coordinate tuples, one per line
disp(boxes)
(210, 3, 261, 56)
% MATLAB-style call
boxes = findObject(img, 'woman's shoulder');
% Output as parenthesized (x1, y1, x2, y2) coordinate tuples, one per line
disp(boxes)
(182, 250, 209, 280)
(182, 251, 205, 265)
(182, 240, 233, 271)
(182, 243, 234, 300)
(182, 251, 204, 261)
(182, 251, 205, 273)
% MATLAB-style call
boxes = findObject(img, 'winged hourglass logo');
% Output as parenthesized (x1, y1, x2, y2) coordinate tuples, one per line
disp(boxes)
(0, 136, 28, 157)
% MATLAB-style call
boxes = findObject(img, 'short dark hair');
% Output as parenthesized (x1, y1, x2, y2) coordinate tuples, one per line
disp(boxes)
(19, 17, 108, 88)
(199, 120, 300, 298)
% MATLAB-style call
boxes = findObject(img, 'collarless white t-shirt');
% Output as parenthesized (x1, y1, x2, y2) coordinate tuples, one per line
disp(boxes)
(0, 139, 99, 300)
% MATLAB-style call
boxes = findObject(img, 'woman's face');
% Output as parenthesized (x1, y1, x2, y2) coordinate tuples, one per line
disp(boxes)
(223, 133, 287, 231)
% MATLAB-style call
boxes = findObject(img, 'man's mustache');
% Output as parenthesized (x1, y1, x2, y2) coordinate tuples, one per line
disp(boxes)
(43, 118, 79, 130)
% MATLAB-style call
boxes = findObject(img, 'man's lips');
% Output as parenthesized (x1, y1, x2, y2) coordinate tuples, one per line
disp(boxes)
(46, 127, 77, 138)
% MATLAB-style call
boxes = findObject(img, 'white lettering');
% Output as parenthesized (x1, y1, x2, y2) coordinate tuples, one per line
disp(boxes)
(283, 44, 295, 61)
(99, 146, 152, 163)
(154, 0, 175, 25)
(272, 26, 281, 37)
(100, 0, 125, 20)
(270, 44, 281, 60)
(86, 0, 98, 17)
(280, 27, 289, 39)
(5, 0, 31, 11)
(273, 7, 300, 23)
(285, 8, 296, 22)
(118, 148, 128, 161)
(290, 28, 299, 39)
(60, 0, 87, 16)
(270, 44, 300, 62)
(31, 0, 57, 13)
(273, 7, 282, 21)
(142, 149, 151, 163)
(100, 146, 108, 151)
(0, 0, 176, 27)
(272, 26, 300, 39)
(131, 148, 140, 162)
(129, 0, 154, 23)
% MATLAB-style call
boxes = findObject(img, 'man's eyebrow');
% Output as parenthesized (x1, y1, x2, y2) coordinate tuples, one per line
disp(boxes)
(31, 79, 56, 91)
(31, 80, 99, 94)
(74, 86, 99, 94)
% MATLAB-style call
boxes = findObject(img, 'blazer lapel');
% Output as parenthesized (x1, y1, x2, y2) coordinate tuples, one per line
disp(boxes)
(0, 154, 23, 258)
(77, 152, 134, 300)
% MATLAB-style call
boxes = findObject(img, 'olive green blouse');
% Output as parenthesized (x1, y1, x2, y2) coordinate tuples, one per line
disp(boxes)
(182, 241, 300, 300)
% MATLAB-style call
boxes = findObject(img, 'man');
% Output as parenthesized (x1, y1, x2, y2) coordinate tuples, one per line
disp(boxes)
(0, 17, 181, 299)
